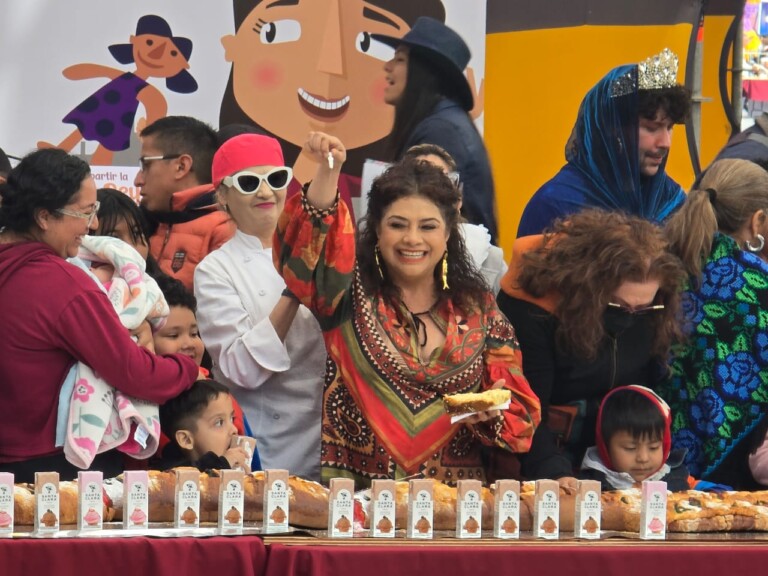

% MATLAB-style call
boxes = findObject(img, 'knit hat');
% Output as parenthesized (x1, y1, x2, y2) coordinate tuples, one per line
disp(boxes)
(596, 385, 672, 471)
(211, 134, 285, 189)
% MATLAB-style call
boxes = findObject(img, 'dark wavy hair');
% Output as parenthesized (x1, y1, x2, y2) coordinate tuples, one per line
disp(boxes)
(637, 85, 691, 124)
(221, 1, 446, 174)
(140, 116, 218, 185)
(0, 148, 90, 234)
(358, 160, 487, 311)
(517, 209, 685, 360)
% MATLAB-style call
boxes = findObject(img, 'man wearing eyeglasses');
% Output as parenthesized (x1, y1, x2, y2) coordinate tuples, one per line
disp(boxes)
(135, 116, 234, 290)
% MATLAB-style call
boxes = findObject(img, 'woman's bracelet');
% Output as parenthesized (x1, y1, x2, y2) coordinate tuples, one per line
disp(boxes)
(282, 288, 301, 303)
(300, 181, 339, 218)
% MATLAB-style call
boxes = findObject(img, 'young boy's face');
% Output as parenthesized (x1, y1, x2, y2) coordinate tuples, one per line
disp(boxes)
(188, 392, 238, 461)
(607, 430, 664, 482)
(153, 306, 205, 365)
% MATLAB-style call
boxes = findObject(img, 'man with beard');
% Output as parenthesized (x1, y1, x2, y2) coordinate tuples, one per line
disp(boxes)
(517, 49, 691, 237)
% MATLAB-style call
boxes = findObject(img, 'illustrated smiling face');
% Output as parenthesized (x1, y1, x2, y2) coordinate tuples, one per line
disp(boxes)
(221, 0, 409, 149)
(131, 33, 190, 79)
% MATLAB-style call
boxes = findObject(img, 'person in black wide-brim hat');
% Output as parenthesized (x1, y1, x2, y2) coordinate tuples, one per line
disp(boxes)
(373, 17, 499, 244)
(373, 16, 473, 112)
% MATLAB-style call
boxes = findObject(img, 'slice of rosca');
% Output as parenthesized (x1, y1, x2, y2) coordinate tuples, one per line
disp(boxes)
(443, 388, 511, 416)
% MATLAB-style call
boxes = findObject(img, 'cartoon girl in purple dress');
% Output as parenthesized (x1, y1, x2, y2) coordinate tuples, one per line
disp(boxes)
(38, 15, 197, 165)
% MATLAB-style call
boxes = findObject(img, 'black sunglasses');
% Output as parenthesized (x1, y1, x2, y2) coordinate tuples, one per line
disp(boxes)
(606, 302, 665, 316)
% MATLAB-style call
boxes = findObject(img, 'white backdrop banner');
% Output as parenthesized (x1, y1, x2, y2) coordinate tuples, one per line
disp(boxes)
(1, 0, 486, 201)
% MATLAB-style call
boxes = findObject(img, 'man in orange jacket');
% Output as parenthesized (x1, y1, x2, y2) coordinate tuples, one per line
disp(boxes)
(136, 116, 233, 290)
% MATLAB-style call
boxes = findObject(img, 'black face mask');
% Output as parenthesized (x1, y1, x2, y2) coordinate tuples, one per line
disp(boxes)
(603, 306, 640, 335)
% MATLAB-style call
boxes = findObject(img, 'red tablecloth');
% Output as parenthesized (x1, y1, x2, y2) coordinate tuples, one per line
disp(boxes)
(4, 534, 768, 576)
(743, 79, 768, 102)
(0, 535, 267, 576)
(263, 540, 768, 576)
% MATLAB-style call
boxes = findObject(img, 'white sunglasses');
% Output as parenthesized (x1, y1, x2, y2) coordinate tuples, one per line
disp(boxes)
(223, 167, 293, 194)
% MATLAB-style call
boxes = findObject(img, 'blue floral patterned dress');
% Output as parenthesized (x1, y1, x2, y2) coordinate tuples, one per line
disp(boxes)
(661, 233, 768, 480)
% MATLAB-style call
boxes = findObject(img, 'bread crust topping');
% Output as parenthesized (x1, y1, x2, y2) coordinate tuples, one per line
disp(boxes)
(443, 389, 511, 416)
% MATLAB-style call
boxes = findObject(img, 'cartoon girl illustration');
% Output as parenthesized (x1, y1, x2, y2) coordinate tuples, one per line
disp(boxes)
(38, 15, 197, 166)
(219, 0, 445, 203)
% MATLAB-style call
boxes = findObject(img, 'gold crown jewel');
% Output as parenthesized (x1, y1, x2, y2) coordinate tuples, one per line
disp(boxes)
(637, 48, 679, 90)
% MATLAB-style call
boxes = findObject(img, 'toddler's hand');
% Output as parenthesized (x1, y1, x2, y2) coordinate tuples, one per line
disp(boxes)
(224, 446, 249, 470)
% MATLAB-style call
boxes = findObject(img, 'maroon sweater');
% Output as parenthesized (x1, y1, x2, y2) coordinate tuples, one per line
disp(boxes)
(0, 242, 198, 462)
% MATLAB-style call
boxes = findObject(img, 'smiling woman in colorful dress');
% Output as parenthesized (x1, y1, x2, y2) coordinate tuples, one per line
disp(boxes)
(274, 131, 540, 487)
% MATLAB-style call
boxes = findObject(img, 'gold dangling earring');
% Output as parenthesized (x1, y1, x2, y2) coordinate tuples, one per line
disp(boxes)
(375, 245, 384, 280)
(441, 251, 449, 290)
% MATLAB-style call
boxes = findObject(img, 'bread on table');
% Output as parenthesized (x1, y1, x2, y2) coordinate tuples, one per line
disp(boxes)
(13, 469, 768, 533)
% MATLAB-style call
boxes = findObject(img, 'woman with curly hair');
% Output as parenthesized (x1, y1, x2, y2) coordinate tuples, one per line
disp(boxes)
(662, 158, 768, 489)
(497, 209, 685, 480)
(274, 131, 540, 487)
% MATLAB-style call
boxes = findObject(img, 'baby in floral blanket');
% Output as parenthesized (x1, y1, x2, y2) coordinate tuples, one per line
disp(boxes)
(57, 234, 169, 468)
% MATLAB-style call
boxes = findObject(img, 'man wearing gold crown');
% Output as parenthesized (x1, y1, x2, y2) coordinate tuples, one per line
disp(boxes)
(517, 49, 691, 237)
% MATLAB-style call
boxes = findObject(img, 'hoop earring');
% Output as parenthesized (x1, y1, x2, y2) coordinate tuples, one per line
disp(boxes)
(375, 245, 385, 280)
(441, 251, 449, 290)
(746, 234, 765, 253)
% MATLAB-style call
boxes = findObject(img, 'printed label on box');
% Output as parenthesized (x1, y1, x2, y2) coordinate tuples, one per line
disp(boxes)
(78, 472, 103, 532)
(456, 480, 482, 539)
(371, 480, 396, 538)
(35, 473, 60, 534)
(219, 471, 244, 533)
(533, 481, 560, 540)
(264, 473, 290, 533)
(575, 487, 601, 539)
(0, 473, 14, 535)
(175, 472, 200, 529)
(493, 480, 520, 539)
(123, 471, 149, 530)
(407, 489, 434, 539)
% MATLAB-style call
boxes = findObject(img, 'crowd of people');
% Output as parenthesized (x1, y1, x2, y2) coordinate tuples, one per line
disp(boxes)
(2, 17, 768, 493)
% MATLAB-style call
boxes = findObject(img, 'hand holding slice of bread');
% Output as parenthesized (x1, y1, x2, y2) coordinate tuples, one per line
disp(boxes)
(443, 388, 511, 419)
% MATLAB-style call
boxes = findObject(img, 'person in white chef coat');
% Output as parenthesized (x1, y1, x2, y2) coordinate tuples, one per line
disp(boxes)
(194, 133, 326, 481)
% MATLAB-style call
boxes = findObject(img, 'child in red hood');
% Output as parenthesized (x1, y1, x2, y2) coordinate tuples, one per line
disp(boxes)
(579, 385, 690, 491)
